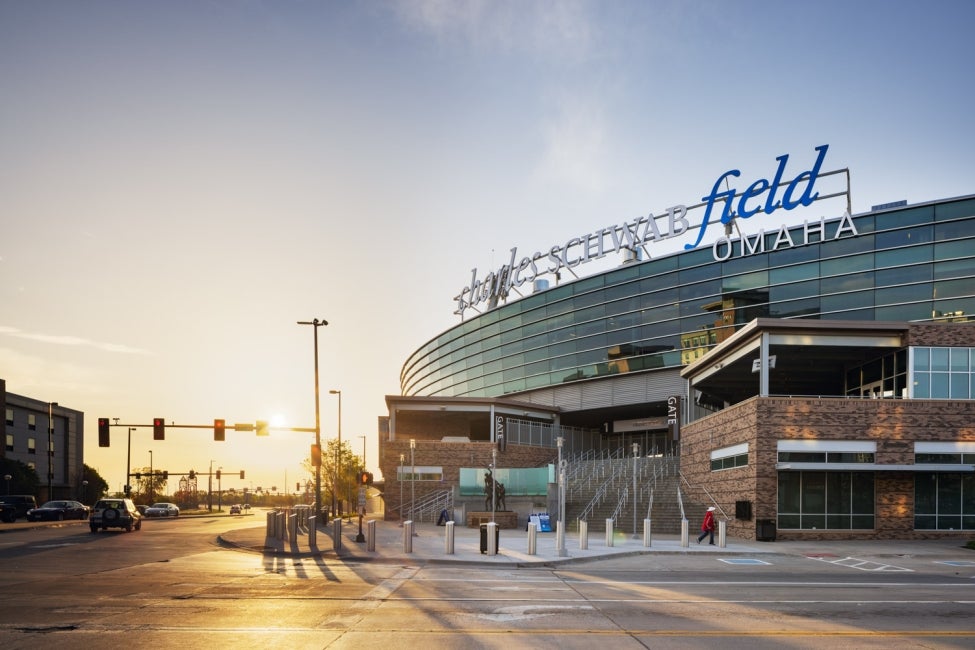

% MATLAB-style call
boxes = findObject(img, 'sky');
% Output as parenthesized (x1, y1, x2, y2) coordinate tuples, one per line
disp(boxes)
(2, 0, 974, 495)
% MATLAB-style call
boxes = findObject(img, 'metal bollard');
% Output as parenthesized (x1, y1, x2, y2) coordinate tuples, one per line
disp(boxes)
(643, 518, 652, 547)
(681, 518, 689, 547)
(403, 521, 414, 552)
(308, 515, 317, 546)
(445, 521, 455, 554)
(289, 514, 298, 542)
(527, 522, 537, 555)
(266, 511, 274, 537)
(579, 519, 588, 549)
(332, 518, 342, 551)
(605, 518, 614, 547)
(486, 521, 498, 555)
(718, 519, 727, 548)
(367, 519, 376, 552)
(556, 520, 565, 554)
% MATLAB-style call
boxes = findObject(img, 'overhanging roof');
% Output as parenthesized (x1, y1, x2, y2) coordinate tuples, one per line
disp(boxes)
(682, 318, 909, 404)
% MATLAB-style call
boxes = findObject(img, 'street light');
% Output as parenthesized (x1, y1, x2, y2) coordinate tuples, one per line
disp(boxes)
(632, 442, 640, 539)
(398, 453, 405, 526)
(125, 427, 135, 496)
(298, 318, 328, 524)
(4, 474, 11, 495)
(409, 439, 416, 523)
(557, 436, 567, 557)
(208, 459, 214, 512)
(82, 480, 89, 504)
(329, 389, 342, 516)
(148, 450, 153, 503)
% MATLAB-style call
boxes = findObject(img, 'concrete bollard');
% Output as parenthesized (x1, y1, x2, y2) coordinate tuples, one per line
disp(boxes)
(718, 519, 727, 548)
(308, 515, 317, 546)
(605, 518, 614, 547)
(527, 522, 537, 555)
(556, 520, 565, 554)
(289, 514, 298, 542)
(445, 521, 455, 555)
(403, 520, 414, 552)
(332, 518, 342, 551)
(486, 521, 498, 555)
(367, 519, 376, 552)
(681, 518, 689, 547)
(643, 518, 652, 547)
(579, 519, 589, 549)
(266, 511, 274, 537)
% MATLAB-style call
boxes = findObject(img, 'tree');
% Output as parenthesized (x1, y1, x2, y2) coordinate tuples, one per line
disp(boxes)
(300, 438, 363, 513)
(0, 458, 39, 495)
(81, 464, 109, 503)
(133, 467, 167, 503)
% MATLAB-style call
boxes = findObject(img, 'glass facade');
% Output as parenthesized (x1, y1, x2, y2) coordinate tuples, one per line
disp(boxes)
(912, 347, 975, 399)
(778, 471, 875, 530)
(402, 197, 975, 398)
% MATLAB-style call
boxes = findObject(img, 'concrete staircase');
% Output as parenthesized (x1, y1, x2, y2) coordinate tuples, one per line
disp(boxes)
(564, 456, 706, 534)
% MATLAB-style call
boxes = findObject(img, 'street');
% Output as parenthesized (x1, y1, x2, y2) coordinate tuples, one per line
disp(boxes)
(1, 512, 974, 649)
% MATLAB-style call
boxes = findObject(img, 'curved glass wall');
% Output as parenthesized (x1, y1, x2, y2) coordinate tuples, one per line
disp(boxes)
(402, 197, 975, 398)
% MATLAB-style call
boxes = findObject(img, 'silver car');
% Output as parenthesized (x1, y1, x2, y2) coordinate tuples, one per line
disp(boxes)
(144, 502, 180, 518)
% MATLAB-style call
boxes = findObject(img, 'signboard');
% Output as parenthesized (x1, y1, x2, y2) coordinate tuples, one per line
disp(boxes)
(454, 145, 857, 318)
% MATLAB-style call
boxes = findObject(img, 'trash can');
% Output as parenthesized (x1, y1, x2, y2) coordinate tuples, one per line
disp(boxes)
(756, 518, 776, 542)
(479, 523, 500, 554)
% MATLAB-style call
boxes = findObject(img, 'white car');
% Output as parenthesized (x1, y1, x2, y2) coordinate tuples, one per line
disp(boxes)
(144, 502, 180, 518)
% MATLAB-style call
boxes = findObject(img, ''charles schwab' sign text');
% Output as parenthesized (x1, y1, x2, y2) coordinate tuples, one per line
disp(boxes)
(454, 144, 856, 317)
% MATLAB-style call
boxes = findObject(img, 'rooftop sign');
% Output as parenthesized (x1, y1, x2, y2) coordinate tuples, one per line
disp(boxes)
(454, 144, 855, 318)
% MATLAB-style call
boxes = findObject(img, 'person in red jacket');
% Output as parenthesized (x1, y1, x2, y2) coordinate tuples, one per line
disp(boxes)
(697, 506, 716, 545)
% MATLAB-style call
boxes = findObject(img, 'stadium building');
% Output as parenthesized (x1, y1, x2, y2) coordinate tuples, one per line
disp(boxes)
(379, 145, 974, 540)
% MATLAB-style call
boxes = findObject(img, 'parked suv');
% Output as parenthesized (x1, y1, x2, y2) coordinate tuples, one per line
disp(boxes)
(90, 498, 143, 533)
(0, 495, 38, 523)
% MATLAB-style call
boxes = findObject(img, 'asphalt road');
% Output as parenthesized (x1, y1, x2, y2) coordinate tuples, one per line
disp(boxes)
(1, 512, 973, 649)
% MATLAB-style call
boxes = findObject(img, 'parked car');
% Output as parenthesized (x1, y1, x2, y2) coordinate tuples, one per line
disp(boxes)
(26, 500, 89, 521)
(0, 495, 38, 522)
(144, 502, 180, 518)
(229, 504, 241, 514)
(90, 498, 143, 532)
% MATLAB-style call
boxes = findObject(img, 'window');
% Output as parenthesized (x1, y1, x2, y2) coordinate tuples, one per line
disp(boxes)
(5, 433, 12, 452)
(711, 443, 748, 471)
(912, 347, 975, 399)
(915, 473, 975, 530)
(396, 466, 444, 482)
(777, 471, 875, 530)
(27, 437, 36, 454)
(4, 408, 12, 426)
(28, 414, 36, 431)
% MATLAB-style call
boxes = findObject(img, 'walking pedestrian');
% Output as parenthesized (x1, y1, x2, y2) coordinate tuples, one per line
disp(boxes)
(697, 506, 716, 545)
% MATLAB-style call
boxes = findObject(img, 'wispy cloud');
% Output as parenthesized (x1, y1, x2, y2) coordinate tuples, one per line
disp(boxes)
(0, 326, 151, 355)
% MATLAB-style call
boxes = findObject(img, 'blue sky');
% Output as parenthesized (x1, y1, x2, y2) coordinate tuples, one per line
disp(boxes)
(2, 0, 973, 493)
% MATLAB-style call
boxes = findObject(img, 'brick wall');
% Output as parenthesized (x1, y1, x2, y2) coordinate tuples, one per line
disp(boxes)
(682, 396, 975, 540)
(378, 437, 557, 521)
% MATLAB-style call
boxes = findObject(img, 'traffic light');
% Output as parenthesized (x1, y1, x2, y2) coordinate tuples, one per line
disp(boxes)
(256, 420, 269, 436)
(162, 470, 168, 480)
(135, 472, 141, 480)
(359, 471, 374, 485)
(153, 417, 165, 440)
(98, 418, 110, 447)
(214, 418, 225, 441)
(189, 470, 195, 480)
(239, 470, 245, 480)
(215, 469, 221, 480)
(311, 443, 321, 467)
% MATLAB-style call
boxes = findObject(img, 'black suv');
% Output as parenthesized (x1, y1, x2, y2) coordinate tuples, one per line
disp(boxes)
(90, 498, 143, 532)
(0, 495, 38, 522)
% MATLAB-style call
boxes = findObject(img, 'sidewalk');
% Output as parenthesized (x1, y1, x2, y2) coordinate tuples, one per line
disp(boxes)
(216, 517, 973, 566)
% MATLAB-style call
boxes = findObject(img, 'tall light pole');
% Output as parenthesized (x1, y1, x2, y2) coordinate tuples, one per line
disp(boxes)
(632, 442, 639, 539)
(358, 435, 366, 471)
(148, 450, 153, 503)
(125, 427, 135, 497)
(329, 389, 342, 516)
(410, 439, 416, 523)
(298, 318, 328, 523)
(398, 453, 405, 525)
(4, 474, 11, 495)
(557, 436, 567, 557)
(48, 402, 57, 500)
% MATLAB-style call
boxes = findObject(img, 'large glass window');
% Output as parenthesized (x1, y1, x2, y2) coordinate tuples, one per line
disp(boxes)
(914, 473, 975, 530)
(777, 471, 874, 530)
(912, 347, 975, 399)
